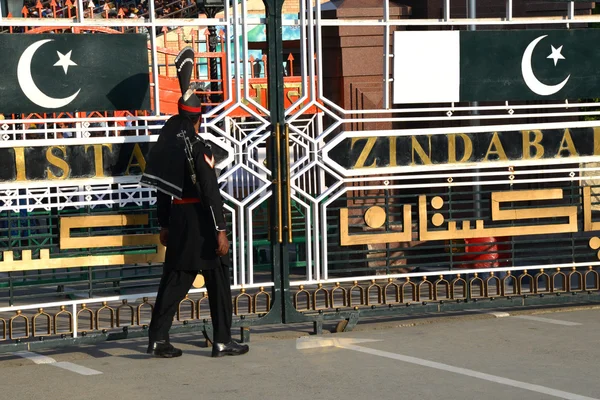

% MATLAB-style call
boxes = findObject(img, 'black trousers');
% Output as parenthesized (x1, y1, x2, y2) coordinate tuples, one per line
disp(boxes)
(148, 264, 233, 344)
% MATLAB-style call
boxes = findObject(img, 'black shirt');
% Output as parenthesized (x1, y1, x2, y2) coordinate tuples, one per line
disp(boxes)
(157, 137, 227, 233)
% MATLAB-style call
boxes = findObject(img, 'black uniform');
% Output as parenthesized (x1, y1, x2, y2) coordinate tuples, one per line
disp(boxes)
(146, 129, 233, 345)
(140, 46, 247, 358)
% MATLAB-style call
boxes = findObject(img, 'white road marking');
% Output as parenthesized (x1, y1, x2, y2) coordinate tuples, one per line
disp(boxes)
(296, 337, 379, 350)
(487, 311, 510, 318)
(13, 351, 55, 364)
(465, 309, 581, 324)
(297, 338, 598, 400)
(14, 351, 102, 375)
(340, 343, 597, 400)
(513, 315, 582, 326)
(464, 309, 510, 318)
(52, 361, 103, 375)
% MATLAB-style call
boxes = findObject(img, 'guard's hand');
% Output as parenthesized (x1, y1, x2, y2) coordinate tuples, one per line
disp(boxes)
(159, 228, 169, 246)
(216, 231, 229, 256)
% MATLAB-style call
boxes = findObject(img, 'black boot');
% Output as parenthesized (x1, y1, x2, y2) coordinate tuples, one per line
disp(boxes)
(147, 340, 183, 358)
(212, 341, 249, 357)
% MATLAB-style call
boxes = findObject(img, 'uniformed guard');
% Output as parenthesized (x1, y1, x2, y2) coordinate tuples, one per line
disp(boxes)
(140, 47, 248, 358)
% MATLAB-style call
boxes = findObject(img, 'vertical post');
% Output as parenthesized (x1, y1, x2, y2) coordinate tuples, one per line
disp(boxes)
(383, 0, 390, 110)
(467, 0, 478, 298)
(568, 1, 575, 20)
(206, 8, 221, 104)
(72, 304, 78, 338)
(149, 0, 161, 116)
(468, 0, 476, 29)
(468, 0, 481, 220)
(263, 0, 289, 321)
(76, 0, 85, 23)
(197, 1, 224, 105)
(264, 0, 285, 125)
(443, 0, 450, 21)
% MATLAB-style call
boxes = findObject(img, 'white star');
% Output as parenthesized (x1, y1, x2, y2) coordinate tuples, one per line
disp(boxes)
(547, 45, 565, 66)
(54, 50, 77, 74)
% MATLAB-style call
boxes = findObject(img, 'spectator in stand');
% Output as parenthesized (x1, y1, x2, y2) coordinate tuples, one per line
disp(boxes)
(56, 121, 73, 138)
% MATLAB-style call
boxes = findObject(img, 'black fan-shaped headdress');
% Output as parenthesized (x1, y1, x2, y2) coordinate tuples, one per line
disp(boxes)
(139, 47, 203, 198)
(175, 46, 202, 117)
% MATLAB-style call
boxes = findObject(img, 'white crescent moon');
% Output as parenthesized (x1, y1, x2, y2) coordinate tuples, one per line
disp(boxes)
(521, 35, 570, 96)
(17, 39, 81, 109)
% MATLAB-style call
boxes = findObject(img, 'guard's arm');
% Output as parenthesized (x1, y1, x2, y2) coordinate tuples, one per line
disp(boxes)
(194, 145, 227, 233)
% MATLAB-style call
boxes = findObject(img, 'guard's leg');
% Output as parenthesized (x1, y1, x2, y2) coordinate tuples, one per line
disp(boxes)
(202, 264, 232, 344)
(204, 264, 249, 357)
(147, 269, 195, 357)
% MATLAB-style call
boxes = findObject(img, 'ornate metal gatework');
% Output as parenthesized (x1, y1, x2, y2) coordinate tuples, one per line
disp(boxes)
(3, 0, 600, 350)
(278, 0, 600, 330)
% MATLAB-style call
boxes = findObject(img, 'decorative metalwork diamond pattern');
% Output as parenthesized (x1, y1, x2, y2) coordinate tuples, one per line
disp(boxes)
(291, 161, 343, 203)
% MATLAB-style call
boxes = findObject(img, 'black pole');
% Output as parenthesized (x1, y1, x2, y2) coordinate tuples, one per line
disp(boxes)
(263, 0, 285, 124)
(468, 0, 481, 219)
(204, 6, 222, 105)
(263, 0, 290, 322)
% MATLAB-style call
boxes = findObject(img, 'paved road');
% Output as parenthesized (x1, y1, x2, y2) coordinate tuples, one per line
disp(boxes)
(1, 307, 599, 400)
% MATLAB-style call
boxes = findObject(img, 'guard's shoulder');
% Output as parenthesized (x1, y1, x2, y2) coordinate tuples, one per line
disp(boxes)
(192, 137, 217, 169)
(191, 136, 212, 152)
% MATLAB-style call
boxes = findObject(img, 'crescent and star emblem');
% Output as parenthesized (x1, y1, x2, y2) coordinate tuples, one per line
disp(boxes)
(521, 35, 570, 96)
(17, 39, 81, 109)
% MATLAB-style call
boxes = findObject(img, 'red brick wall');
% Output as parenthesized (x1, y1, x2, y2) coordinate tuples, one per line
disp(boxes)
(282, 0, 330, 14)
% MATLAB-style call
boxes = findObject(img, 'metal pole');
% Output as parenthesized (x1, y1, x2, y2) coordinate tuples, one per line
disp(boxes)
(383, 0, 390, 110)
(568, 1, 575, 20)
(206, 7, 221, 105)
(148, 0, 161, 116)
(444, 0, 450, 21)
(264, 0, 285, 125)
(263, 0, 288, 321)
(466, 0, 479, 292)
(468, 0, 481, 219)
(76, 0, 85, 23)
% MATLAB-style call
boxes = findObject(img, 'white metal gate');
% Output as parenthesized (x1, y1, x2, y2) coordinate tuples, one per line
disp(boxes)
(2, 0, 600, 348)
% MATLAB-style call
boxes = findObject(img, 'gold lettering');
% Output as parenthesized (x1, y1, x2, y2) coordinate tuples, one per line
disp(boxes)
(46, 146, 70, 180)
(351, 137, 377, 169)
(388, 136, 397, 167)
(125, 143, 147, 175)
(85, 144, 113, 178)
(411, 136, 432, 165)
(521, 130, 544, 160)
(557, 129, 579, 157)
(14, 147, 26, 181)
(285, 83, 303, 104)
(244, 83, 268, 107)
(286, 90, 300, 103)
(484, 132, 508, 161)
(447, 133, 473, 163)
